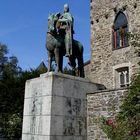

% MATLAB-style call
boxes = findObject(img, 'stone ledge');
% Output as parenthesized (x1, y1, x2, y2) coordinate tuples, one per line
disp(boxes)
(22, 133, 87, 136)
(24, 93, 88, 99)
(87, 87, 128, 95)
(40, 72, 102, 84)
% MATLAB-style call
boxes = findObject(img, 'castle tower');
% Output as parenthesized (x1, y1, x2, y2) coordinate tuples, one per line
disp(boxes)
(90, 0, 140, 89)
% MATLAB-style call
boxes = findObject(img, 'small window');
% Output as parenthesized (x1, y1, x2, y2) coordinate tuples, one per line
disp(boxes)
(115, 67, 129, 88)
(112, 12, 128, 49)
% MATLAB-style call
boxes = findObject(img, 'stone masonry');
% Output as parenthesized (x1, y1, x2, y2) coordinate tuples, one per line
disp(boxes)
(22, 72, 105, 140)
(84, 1, 140, 139)
(89, 0, 140, 89)
(87, 88, 128, 140)
(84, 60, 91, 79)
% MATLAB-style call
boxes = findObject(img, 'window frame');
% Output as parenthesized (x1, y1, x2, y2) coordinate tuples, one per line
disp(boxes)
(112, 12, 129, 50)
(115, 67, 130, 88)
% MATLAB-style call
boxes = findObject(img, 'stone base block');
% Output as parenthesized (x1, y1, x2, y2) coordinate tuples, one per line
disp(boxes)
(22, 72, 103, 140)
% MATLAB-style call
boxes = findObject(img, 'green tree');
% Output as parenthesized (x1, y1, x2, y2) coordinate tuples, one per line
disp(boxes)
(0, 43, 8, 79)
(101, 74, 140, 140)
(0, 43, 47, 139)
(0, 44, 23, 139)
(0, 68, 48, 139)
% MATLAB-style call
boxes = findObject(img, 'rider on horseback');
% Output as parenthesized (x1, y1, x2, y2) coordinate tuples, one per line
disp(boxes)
(46, 5, 85, 77)
(58, 4, 74, 57)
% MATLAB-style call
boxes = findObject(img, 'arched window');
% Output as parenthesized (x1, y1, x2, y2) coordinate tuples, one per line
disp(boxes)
(113, 12, 128, 49)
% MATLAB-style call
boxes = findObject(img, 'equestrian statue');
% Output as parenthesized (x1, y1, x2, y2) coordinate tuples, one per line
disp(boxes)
(46, 4, 85, 77)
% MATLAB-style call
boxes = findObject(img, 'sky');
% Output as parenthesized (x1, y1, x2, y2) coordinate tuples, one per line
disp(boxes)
(0, 0, 90, 70)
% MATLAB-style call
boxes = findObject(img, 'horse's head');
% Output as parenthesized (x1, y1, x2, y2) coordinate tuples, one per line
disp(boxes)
(48, 13, 61, 34)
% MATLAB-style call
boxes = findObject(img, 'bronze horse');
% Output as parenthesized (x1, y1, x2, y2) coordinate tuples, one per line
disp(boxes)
(46, 13, 85, 77)
(46, 13, 64, 72)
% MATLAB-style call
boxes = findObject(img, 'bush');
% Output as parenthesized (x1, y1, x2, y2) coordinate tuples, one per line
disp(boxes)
(101, 74, 140, 140)
(0, 114, 22, 140)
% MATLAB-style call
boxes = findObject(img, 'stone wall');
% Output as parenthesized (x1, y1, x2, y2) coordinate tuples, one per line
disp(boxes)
(90, 0, 140, 89)
(87, 88, 128, 140)
(84, 60, 92, 79)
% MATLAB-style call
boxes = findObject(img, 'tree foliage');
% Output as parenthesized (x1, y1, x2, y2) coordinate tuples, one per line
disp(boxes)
(101, 74, 140, 140)
(0, 43, 47, 139)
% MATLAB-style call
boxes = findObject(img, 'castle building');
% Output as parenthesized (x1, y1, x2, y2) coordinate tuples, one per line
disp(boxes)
(87, 0, 140, 89)
(86, 1, 140, 140)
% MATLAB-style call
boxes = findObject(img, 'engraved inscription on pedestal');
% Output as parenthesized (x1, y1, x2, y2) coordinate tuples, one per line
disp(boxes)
(22, 72, 102, 140)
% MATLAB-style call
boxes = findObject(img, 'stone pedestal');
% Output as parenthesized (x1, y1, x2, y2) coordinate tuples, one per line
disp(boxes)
(22, 72, 102, 140)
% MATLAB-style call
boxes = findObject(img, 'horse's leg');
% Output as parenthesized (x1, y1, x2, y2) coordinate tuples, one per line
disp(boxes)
(77, 45, 85, 77)
(69, 56, 76, 76)
(77, 55, 85, 78)
(54, 48, 60, 72)
(59, 51, 63, 72)
(48, 51, 53, 72)
(72, 66, 76, 76)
